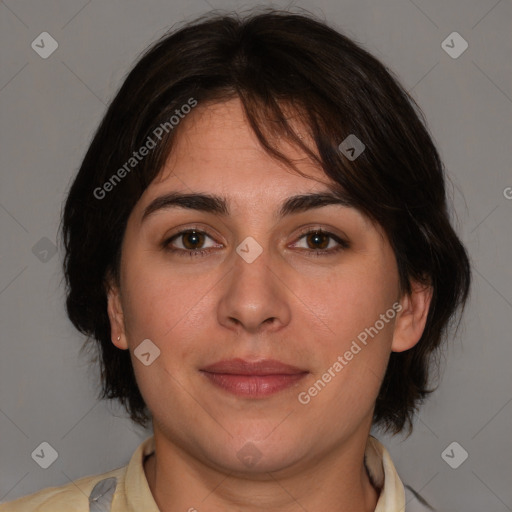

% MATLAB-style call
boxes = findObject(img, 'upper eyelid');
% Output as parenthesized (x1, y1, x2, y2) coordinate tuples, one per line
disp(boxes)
(165, 226, 220, 243)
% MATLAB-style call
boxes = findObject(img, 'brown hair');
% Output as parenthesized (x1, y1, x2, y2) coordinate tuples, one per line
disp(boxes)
(61, 8, 471, 434)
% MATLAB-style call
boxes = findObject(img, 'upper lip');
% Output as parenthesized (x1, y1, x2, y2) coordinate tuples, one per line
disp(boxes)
(200, 358, 308, 375)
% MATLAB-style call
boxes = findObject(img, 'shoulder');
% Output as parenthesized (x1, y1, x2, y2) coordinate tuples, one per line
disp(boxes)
(0, 466, 125, 512)
(366, 436, 438, 511)
(0, 436, 156, 512)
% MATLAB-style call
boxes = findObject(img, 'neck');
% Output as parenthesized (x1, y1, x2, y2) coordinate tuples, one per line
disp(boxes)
(144, 427, 380, 512)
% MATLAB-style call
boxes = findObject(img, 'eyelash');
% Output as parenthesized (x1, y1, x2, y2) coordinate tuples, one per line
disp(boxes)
(162, 226, 349, 258)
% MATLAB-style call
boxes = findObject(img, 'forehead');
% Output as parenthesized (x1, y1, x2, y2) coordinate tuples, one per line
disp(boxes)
(147, 97, 333, 199)
(125, 97, 381, 240)
(129, 97, 376, 236)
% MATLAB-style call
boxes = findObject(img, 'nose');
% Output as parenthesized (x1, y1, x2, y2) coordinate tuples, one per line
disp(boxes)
(217, 247, 292, 335)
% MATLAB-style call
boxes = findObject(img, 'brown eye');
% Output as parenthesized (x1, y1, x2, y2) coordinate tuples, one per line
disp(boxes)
(181, 230, 205, 250)
(291, 228, 349, 256)
(163, 229, 221, 257)
(305, 231, 330, 250)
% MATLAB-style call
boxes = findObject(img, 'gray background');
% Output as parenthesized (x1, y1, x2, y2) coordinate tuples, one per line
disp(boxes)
(0, 0, 511, 510)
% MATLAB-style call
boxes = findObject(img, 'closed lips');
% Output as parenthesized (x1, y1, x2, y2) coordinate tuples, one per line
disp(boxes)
(200, 358, 308, 375)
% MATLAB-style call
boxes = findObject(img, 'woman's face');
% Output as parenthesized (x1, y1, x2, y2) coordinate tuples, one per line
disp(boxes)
(108, 98, 414, 474)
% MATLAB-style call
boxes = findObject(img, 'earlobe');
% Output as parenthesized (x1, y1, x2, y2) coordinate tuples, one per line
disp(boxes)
(106, 278, 128, 350)
(391, 280, 433, 353)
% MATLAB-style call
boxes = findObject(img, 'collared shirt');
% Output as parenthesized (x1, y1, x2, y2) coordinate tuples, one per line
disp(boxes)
(1, 436, 429, 511)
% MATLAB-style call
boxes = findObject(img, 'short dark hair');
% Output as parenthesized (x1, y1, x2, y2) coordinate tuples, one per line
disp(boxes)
(61, 8, 471, 434)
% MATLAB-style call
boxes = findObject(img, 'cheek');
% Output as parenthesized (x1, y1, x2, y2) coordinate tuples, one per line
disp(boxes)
(119, 261, 208, 413)
(119, 257, 223, 387)
(291, 249, 398, 407)
(294, 257, 399, 346)
(120, 254, 209, 339)
(296, 299, 395, 430)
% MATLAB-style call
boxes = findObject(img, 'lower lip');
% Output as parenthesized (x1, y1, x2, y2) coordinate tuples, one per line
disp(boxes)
(201, 372, 308, 398)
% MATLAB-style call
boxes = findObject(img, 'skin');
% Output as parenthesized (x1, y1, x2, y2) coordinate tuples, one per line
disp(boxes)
(107, 98, 432, 512)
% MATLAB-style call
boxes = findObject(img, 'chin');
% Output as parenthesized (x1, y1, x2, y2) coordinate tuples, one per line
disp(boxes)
(203, 430, 306, 475)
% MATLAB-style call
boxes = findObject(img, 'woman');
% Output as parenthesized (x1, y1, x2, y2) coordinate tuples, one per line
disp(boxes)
(2, 9, 470, 511)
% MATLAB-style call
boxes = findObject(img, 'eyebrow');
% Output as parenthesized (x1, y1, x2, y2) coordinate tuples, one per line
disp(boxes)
(141, 190, 353, 222)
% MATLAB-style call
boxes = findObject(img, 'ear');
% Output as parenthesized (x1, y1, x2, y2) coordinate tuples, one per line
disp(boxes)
(391, 279, 433, 353)
(106, 274, 128, 350)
